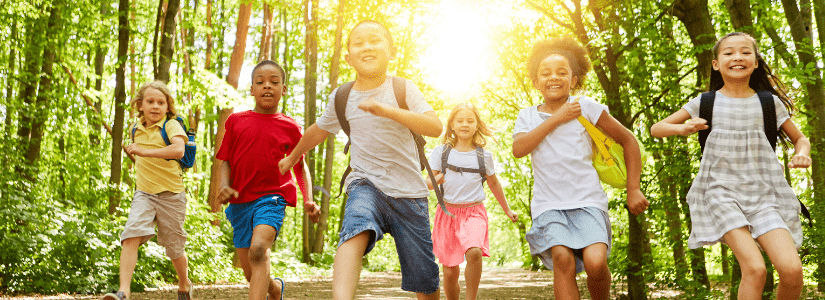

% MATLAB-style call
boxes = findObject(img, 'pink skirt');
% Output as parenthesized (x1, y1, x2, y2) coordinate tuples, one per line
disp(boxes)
(432, 203, 490, 267)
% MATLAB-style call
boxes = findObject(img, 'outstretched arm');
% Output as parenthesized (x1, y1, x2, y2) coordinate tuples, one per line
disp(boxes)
(279, 124, 333, 174)
(215, 160, 239, 208)
(294, 159, 320, 223)
(425, 170, 444, 190)
(126, 136, 186, 159)
(358, 96, 443, 137)
(597, 111, 649, 215)
(781, 119, 812, 169)
(487, 174, 518, 223)
(512, 102, 581, 158)
(650, 109, 707, 138)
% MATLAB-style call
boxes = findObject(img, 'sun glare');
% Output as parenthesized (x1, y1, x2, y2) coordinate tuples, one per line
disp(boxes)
(418, 1, 493, 95)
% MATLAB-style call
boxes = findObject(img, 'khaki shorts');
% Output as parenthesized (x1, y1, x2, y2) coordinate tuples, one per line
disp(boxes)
(121, 190, 188, 259)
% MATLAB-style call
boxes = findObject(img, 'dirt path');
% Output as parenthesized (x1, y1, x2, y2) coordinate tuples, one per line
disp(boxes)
(10, 267, 567, 300)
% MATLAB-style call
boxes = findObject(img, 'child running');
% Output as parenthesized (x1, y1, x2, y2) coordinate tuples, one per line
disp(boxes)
(426, 102, 518, 300)
(512, 37, 648, 300)
(651, 32, 809, 300)
(103, 81, 192, 300)
(215, 60, 320, 300)
(278, 20, 443, 300)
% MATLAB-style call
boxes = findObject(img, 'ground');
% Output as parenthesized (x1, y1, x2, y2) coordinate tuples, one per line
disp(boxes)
(7, 268, 824, 299)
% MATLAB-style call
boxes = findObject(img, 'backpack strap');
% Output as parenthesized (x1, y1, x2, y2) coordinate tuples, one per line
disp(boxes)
(161, 118, 172, 146)
(335, 81, 356, 197)
(698, 91, 715, 154)
(476, 146, 487, 186)
(441, 144, 451, 175)
(130, 122, 139, 143)
(757, 90, 777, 151)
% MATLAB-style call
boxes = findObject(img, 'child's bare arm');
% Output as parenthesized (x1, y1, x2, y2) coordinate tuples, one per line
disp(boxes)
(487, 174, 518, 223)
(357, 96, 443, 137)
(512, 103, 580, 158)
(650, 109, 707, 138)
(279, 124, 332, 174)
(125, 135, 185, 159)
(294, 159, 320, 223)
(425, 171, 444, 190)
(781, 119, 812, 168)
(597, 111, 649, 215)
(215, 160, 239, 206)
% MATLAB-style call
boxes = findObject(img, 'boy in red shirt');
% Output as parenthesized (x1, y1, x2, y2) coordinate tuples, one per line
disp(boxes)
(215, 60, 320, 300)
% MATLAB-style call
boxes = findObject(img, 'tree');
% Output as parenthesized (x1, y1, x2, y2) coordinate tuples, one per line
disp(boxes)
(156, 0, 181, 83)
(109, 0, 130, 215)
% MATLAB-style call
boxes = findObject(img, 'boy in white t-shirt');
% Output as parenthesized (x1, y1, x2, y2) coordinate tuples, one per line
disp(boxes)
(278, 20, 442, 300)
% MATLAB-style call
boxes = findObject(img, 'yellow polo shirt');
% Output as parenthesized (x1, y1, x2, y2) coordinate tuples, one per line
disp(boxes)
(131, 118, 187, 194)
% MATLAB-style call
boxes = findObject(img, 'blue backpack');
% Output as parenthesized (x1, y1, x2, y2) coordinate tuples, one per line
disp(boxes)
(131, 116, 197, 169)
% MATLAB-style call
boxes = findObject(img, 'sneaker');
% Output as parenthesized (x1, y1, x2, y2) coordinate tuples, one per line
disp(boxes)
(177, 279, 193, 300)
(101, 291, 126, 300)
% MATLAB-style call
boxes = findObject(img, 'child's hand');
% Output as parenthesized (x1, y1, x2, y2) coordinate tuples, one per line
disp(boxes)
(304, 201, 321, 223)
(278, 155, 298, 175)
(504, 209, 518, 223)
(678, 118, 708, 136)
(434, 173, 445, 185)
(125, 144, 145, 156)
(788, 154, 812, 169)
(626, 188, 649, 215)
(217, 185, 239, 204)
(554, 102, 581, 123)
(358, 96, 387, 117)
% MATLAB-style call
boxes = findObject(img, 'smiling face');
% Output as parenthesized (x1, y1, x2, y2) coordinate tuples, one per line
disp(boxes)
(450, 108, 478, 143)
(712, 35, 758, 83)
(533, 54, 578, 103)
(140, 87, 169, 127)
(345, 22, 396, 78)
(250, 64, 286, 113)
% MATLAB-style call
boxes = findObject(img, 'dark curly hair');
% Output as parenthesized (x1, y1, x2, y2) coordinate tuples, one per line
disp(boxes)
(527, 36, 591, 91)
(709, 32, 794, 148)
(251, 60, 286, 82)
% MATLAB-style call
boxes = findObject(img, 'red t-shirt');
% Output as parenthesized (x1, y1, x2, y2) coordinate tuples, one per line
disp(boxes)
(216, 111, 306, 206)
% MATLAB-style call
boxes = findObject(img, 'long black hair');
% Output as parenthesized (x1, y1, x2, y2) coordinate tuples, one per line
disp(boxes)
(709, 32, 794, 148)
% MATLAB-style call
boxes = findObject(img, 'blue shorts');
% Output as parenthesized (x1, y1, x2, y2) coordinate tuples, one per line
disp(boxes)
(225, 194, 286, 249)
(339, 178, 440, 294)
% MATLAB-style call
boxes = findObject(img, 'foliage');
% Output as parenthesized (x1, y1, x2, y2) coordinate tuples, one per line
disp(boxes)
(2, 0, 825, 296)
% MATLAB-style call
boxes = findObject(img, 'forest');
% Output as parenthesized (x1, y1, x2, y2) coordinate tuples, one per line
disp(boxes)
(2, 0, 825, 299)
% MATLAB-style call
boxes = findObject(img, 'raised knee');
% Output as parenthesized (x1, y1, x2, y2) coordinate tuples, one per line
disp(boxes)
(249, 244, 269, 265)
(552, 254, 576, 273)
(466, 248, 483, 262)
(740, 262, 767, 281)
(584, 260, 609, 280)
(776, 262, 804, 286)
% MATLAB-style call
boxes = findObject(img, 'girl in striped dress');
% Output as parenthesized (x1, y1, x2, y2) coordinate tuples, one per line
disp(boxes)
(651, 32, 811, 300)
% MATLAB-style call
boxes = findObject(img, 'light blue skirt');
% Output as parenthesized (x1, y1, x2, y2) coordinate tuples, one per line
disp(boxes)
(525, 206, 612, 273)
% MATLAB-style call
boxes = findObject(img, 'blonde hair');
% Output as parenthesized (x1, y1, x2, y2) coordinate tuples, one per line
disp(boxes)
(442, 103, 493, 148)
(130, 80, 179, 120)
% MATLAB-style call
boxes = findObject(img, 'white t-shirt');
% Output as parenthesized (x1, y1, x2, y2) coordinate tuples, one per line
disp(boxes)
(513, 95, 610, 218)
(316, 77, 433, 198)
(428, 144, 496, 204)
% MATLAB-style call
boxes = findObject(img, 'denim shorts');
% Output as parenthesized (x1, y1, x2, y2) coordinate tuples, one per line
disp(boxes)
(225, 194, 286, 249)
(339, 178, 440, 294)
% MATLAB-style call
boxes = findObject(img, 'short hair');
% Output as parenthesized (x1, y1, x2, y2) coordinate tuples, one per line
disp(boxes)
(442, 102, 494, 148)
(346, 20, 394, 51)
(251, 60, 286, 82)
(130, 80, 178, 120)
(526, 36, 592, 91)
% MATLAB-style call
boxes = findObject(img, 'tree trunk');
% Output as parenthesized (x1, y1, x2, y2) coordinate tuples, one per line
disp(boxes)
(311, 0, 347, 255)
(301, 0, 319, 264)
(672, 0, 717, 90)
(207, 1, 251, 219)
(92, 0, 109, 145)
(156, 0, 181, 83)
(725, 0, 755, 36)
(258, 3, 274, 62)
(109, 0, 130, 215)
(17, 20, 46, 157)
(4, 20, 16, 133)
(781, 0, 825, 292)
(205, 0, 213, 70)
